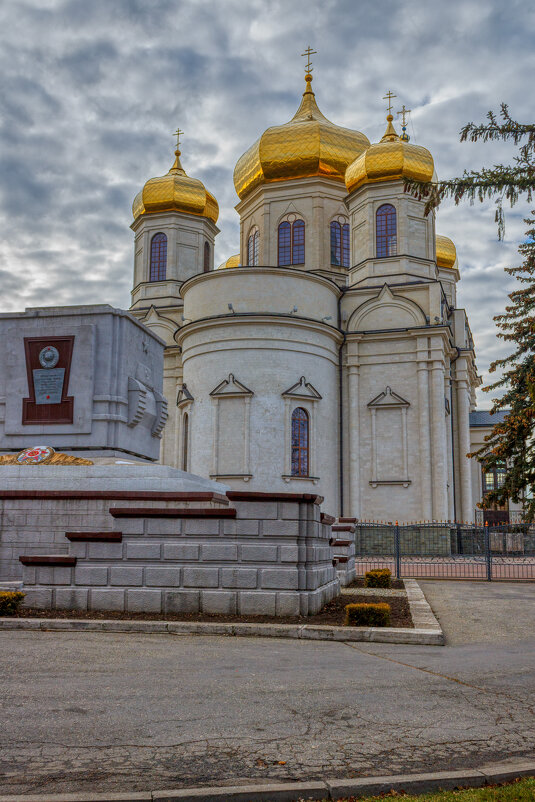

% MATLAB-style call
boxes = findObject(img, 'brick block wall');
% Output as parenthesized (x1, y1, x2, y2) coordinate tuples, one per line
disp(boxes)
(16, 492, 339, 616)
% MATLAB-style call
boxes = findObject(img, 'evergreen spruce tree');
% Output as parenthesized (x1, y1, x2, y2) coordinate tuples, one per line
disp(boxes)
(406, 105, 535, 520)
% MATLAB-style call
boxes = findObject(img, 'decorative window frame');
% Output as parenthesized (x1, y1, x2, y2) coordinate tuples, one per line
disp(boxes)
(277, 212, 306, 266)
(375, 202, 398, 259)
(329, 214, 350, 267)
(367, 386, 411, 488)
(209, 374, 254, 482)
(247, 225, 259, 266)
(281, 376, 321, 484)
(176, 383, 194, 472)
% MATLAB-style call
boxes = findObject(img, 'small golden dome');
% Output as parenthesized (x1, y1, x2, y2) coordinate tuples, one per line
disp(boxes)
(133, 147, 219, 224)
(436, 235, 457, 269)
(345, 114, 434, 194)
(233, 74, 370, 200)
(217, 254, 241, 270)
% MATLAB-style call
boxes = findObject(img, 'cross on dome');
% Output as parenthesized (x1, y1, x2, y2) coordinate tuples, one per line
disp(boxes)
(173, 127, 184, 153)
(301, 45, 317, 75)
(382, 90, 397, 116)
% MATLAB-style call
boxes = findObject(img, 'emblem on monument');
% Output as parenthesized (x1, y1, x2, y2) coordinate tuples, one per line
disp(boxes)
(15, 445, 55, 465)
(38, 346, 60, 369)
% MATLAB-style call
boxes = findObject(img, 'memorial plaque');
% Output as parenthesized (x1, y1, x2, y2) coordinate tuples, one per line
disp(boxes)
(33, 368, 65, 404)
(22, 335, 74, 424)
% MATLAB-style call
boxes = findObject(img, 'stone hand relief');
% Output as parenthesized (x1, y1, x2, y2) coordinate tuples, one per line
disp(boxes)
(128, 377, 168, 439)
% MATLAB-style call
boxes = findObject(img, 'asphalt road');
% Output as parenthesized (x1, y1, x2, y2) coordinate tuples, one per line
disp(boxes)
(1, 581, 535, 797)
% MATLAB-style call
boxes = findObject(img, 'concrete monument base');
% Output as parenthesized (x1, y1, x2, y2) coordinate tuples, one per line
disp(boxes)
(1, 464, 339, 616)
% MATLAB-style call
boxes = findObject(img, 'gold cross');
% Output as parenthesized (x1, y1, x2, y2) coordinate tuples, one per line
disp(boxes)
(173, 127, 184, 150)
(301, 46, 317, 73)
(397, 104, 411, 126)
(382, 90, 397, 115)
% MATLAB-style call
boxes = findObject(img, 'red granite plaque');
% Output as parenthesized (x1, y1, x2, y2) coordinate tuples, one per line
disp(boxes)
(22, 336, 74, 424)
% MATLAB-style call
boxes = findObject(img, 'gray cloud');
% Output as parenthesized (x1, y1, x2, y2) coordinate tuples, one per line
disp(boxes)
(0, 0, 534, 408)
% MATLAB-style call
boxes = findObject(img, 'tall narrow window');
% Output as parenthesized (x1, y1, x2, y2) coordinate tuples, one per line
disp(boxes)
(150, 232, 167, 281)
(278, 219, 305, 266)
(247, 228, 259, 265)
(330, 221, 350, 267)
(376, 204, 397, 257)
(342, 223, 350, 267)
(182, 413, 189, 472)
(330, 221, 341, 265)
(204, 241, 210, 273)
(291, 407, 309, 477)
(278, 221, 291, 266)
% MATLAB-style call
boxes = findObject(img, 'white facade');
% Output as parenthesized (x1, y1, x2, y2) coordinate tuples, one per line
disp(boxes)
(129, 86, 491, 522)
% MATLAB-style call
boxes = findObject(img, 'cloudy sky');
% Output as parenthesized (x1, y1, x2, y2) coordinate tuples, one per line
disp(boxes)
(1, 0, 534, 406)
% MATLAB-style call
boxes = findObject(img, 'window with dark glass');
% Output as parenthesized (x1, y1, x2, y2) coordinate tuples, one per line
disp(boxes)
(483, 462, 506, 492)
(149, 232, 167, 281)
(204, 241, 210, 273)
(182, 413, 189, 472)
(278, 219, 305, 266)
(330, 221, 341, 265)
(376, 204, 397, 257)
(291, 407, 309, 477)
(247, 228, 259, 266)
(330, 221, 350, 267)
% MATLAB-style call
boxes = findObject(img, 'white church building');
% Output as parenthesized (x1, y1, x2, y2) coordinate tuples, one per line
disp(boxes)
(129, 70, 502, 524)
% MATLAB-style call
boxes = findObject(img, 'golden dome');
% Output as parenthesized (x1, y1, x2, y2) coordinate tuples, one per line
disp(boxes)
(436, 235, 457, 269)
(345, 114, 434, 194)
(217, 254, 240, 270)
(133, 146, 219, 224)
(233, 74, 370, 200)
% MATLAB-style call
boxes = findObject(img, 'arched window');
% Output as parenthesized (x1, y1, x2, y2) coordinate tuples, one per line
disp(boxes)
(330, 220, 351, 267)
(247, 228, 259, 266)
(150, 233, 167, 281)
(291, 407, 309, 477)
(278, 218, 305, 266)
(204, 241, 211, 273)
(182, 413, 189, 472)
(376, 204, 397, 258)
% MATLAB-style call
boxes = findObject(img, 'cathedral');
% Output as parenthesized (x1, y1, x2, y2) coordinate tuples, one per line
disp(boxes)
(128, 66, 492, 523)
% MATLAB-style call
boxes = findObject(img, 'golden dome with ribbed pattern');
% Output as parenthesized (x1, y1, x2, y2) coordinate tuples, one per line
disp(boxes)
(133, 146, 219, 223)
(345, 114, 434, 194)
(217, 254, 240, 270)
(436, 235, 457, 269)
(233, 75, 370, 200)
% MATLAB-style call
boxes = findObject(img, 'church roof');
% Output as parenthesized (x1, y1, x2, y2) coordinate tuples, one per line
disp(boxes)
(133, 144, 219, 224)
(345, 114, 434, 194)
(233, 73, 370, 200)
(469, 410, 510, 427)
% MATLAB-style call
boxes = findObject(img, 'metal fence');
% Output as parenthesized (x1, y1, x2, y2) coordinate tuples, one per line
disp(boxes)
(354, 521, 535, 581)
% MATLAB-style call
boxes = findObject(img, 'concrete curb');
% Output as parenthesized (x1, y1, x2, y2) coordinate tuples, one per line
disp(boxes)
(0, 615, 443, 645)
(1, 758, 533, 801)
(0, 580, 444, 645)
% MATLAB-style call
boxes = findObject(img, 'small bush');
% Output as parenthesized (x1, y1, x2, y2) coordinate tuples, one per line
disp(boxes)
(344, 602, 391, 627)
(0, 591, 25, 616)
(364, 568, 392, 588)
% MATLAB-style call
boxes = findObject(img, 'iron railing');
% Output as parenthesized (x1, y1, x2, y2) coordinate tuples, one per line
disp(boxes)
(354, 521, 535, 581)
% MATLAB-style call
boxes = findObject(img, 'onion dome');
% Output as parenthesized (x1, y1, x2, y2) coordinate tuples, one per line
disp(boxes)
(233, 74, 370, 200)
(436, 235, 457, 269)
(217, 254, 240, 270)
(345, 114, 434, 194)
(133, 143, 218, 224)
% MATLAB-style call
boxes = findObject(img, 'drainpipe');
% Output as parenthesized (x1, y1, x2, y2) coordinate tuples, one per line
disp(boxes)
(338, 288, 347, 517)
(450, 347, 460, 521)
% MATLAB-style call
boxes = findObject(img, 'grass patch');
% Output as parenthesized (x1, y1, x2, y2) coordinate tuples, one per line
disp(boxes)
(329, 776, 535, 800)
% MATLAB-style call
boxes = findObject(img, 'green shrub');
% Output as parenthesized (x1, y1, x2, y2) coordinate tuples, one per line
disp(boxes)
(0, 591, 25, 616)
(344, 602, 391, 627)
(364, 568, 392, 588)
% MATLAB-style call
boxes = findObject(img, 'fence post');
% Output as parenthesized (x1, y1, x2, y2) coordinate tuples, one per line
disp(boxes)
(484, 521, 492, 581)
(394, 521, 401, 579)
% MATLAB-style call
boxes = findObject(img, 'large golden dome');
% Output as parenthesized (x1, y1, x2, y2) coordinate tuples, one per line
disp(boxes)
(217, 254, 240, 270)
(233, 74, 370, 200)
(345, 115, 434, 194)
(436, 235, 457, 269)
(133, 146, 219, 223)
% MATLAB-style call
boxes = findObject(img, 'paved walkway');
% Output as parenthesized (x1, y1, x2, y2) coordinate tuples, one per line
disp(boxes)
(419, 579, 535, 645)
(2, 584, 535, 798)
